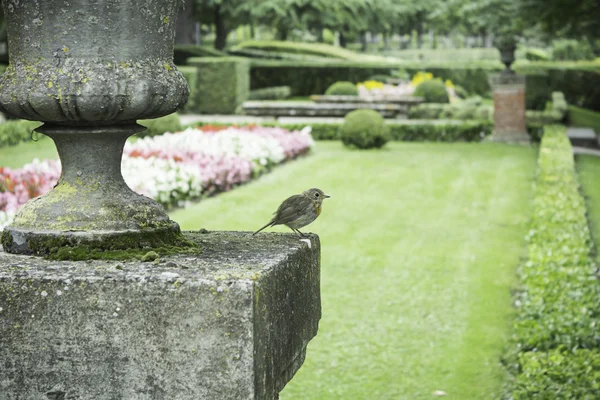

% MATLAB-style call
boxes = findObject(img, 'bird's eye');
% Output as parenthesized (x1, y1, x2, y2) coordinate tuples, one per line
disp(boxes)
(315, 193, 320, 197)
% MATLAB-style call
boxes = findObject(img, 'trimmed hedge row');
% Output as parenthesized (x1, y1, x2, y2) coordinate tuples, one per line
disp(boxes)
(174, 44, 227, 65)
(248, 86, 291, 101)
(190, 120, 494, 142)
(0, 119, 43, 149)
(250, 61, 494, 98)
(250, 61, 600, 111)
(186, 57, 250, 114)
(505, 125, 600, 398)
(232, 40, 364, 61)
(569, 105, 600, 132)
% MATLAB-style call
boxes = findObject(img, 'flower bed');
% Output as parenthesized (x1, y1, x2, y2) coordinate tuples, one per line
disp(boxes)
(0, 125, 314, 229)
(357, 73, 457, 102)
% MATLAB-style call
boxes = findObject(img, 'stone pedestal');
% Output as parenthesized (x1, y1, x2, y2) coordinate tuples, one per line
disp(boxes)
(0, 232, 321, 399)
(488, 74, 529, 143)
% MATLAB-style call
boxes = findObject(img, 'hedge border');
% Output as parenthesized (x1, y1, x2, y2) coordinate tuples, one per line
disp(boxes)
(505, 125, 600, 398)
(569, 105, 600, 133)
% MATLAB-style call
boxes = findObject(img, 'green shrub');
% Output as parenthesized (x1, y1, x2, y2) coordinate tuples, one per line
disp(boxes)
(0, 119, 43, 148)
(248, 86, 291, 100)
(368, 74, 392, 83)
(569, 105, 600, 132)
(514, 349, 600, 399)
(524, 48, 550, 62)
(325, 81, 358, 96)
(526, 91, 568, 124)
(453, 85, 469, 99)
(340, 109, 390, 149)
(552, 40, 595, 61)
(137, 113, 182, 138)
(551, 91, 568, 115)
(408, 103, 447, 119)
(177, 65, 198, 113)
(413, 80, 449, 103)
(505, 125, 600, 398)
(188, 57, 250, 114)
(174, 44, 226, 65)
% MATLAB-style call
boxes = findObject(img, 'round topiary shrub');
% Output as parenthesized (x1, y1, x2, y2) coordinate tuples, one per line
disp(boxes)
(413, 80, 450, 103)
(325, 81, 358, 96)
(341, 109, 390, 149)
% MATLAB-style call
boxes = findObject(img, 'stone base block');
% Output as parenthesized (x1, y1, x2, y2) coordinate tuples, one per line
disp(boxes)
(487, 131, 531, 144)
(0, 231, 321, 400)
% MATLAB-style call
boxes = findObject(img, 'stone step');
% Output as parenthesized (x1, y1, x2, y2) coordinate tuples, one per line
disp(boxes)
(567, 127, 597, 148)
(309, 95, 423, 105)
(242, 101, 406, 118)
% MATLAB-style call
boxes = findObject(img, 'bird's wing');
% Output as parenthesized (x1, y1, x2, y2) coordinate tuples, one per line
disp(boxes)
(273, 194, 313, 225)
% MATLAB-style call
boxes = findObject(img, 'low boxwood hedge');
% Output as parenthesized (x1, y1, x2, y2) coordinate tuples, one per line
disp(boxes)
(248, 86, 291, 101)
(189, 119, 494, 142)
(569, 105, 600, 132)
(504, 125, 600, 398)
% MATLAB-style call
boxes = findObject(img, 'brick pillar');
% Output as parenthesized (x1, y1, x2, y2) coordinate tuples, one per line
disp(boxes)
(488, 74, 529, 143)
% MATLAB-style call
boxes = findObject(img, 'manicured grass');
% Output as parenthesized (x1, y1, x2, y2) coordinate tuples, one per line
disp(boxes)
(0, 138, 57, 169)
(170, 141, 537, 399)
(576, 154, 600, 249)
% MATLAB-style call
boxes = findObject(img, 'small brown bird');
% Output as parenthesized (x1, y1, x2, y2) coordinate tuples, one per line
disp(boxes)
(253, 188, 330, 237)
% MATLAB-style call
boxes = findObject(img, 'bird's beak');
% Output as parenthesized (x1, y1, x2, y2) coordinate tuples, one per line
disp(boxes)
(324, 194, 331, 198)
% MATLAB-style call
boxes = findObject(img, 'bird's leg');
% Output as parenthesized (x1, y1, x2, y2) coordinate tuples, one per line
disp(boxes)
(295, 229, 307, 238)
(289, 228, 302, 238)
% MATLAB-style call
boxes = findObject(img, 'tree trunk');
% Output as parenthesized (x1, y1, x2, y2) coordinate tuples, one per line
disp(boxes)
(214, 5, 228, 50)
(250, 23, 256, 39)
(383, 32, 389, 50)
(175, 0, 195, 44)
(316, 26, 324, 43)
(276, 24, 289, 41)
(416, 17, 424, 49)
(360, 32, 367, 52)
(339, 32, 347, 48)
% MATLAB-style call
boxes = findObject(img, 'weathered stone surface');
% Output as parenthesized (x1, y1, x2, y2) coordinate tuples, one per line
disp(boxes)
(1, 124, 183, 255)
(0, 231, 321, 399)
(0, 0, 189, 125)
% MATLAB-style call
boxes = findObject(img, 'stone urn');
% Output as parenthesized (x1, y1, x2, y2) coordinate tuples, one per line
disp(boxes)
(0, 0, 190, 255)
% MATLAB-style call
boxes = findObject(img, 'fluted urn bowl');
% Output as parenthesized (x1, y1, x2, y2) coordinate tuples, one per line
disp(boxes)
(0, 0, 191, 255)
(0, 0, 188, 124)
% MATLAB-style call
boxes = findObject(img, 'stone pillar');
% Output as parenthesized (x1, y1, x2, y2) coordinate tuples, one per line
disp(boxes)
(488, 74, 529, 143)
(0, 1, 322, 399)
(0, 232, 321, 399)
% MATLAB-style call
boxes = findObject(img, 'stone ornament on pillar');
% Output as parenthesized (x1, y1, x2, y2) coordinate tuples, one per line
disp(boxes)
(0, 0, 190, 254)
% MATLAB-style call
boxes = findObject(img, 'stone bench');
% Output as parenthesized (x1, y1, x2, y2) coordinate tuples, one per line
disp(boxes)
(0, 231, 321, 399)
(242, 101, 407, 118)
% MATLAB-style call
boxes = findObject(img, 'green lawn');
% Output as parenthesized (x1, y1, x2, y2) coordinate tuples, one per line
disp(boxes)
(0, 138, 57, 169)
(170, 141, 537, 399)
(576, 155, 600, 251)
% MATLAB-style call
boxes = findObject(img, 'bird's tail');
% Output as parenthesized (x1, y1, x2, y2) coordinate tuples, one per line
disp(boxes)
(253, 221, 273, 236)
